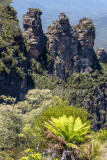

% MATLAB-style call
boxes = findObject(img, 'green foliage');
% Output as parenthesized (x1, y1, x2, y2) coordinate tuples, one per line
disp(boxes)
(92, 129, 107, 143)
(0, 95, 16, 104)
(44, 115, 90, 144)
(30, 59, 43, 73)
(0, 88, 106, 159)
(0, 90, 54, 159)
(32, 73, 59, 90)
(0, 0, 12, 5)
(80, 129, 107, 159)
(38, 98, 90, 126)
(0, 2, 29, 78)
(20, 149, 42, 160)
(0, 105, 22, 150)
(0, 59, 10, 73)
(55, 71, 107, 130)
(0, 89, 56, 157)
(16, 67, 26, 80)
(18, 124, 43, 150)
(80, 139, 102, 160)
(30, 70, 107, 130)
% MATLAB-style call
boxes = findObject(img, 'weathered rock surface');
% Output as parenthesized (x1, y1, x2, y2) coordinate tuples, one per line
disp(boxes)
(75, 18, 97, 73)
(96, 48, 107, 63)
(46, 15, 98, 79)
(23, 8, 46, 60)
(46, 13, 79, 79)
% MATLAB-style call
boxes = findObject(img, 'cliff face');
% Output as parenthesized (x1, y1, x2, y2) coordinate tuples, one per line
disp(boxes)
(23, 8, 46, 60)
(75, 18, 96, 72)
(0, 7, 106, 101)
(23, 9, 100, 79)
(46, 15, 98, 78)
(46, 13, 79, 78)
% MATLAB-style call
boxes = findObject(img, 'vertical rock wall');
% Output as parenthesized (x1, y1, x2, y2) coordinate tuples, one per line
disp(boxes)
(46, 13, 79, 79)
(46, 15, 97, 78)
(75, 18, 97, 73)
(23, 8, 46, 60)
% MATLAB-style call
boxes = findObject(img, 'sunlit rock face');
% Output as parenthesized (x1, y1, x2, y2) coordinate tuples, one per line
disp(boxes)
(23, 8, 46, 60)
(46, 15, 97, 78)
(46, 13, 79, 79)
(74, 18, 97, 73)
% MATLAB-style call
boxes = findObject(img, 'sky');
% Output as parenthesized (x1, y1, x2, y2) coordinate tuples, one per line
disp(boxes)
(12, 0, 107, 30)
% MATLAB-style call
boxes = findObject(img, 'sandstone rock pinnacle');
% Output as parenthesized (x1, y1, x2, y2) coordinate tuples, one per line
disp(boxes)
(23, 10, 100, 79)
(46, 13, 79, 79)
(23, 8, 46, 60)
(74, 17, 97, 73)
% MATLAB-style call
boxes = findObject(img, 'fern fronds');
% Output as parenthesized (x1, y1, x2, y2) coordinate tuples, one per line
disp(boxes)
(44, 115, 90, 144)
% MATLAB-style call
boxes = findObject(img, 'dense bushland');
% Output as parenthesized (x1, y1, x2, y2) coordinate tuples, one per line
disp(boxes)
(0, 89, 106, 159)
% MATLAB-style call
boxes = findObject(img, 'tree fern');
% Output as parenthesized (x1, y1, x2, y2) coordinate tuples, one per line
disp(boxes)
(44, 115, 90, 144)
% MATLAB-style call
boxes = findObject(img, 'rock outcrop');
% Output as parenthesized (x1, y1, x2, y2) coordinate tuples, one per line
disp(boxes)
(96, 48, 107, 63)
(23, 8, 46, 60)
(46, 13, 79, 78)
(75, 17, 97, 73)
(46, 15, 97, 78)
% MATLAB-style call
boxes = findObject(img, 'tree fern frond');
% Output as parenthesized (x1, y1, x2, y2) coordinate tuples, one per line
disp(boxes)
(44, 115, 90, 145)
(68, 116, 74, 135)
(73, 117, 84, 131)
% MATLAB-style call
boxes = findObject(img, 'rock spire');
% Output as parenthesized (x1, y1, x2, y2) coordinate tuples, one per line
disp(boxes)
(23, 8, 46, 60)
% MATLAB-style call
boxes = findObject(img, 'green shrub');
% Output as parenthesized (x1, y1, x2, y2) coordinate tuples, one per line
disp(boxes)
(92, 129, 107, 143)
(20, 149, 42, 160)
(38, 98, 90, 125)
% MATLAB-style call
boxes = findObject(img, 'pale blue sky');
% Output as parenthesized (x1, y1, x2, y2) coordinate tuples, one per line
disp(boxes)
(12, 0, 107, 29)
